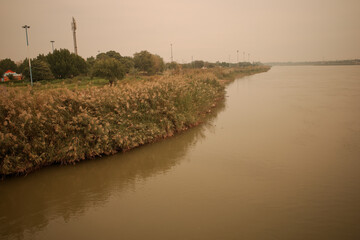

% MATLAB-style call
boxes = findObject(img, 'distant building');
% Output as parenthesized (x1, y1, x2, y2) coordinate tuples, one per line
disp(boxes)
(1, 70, 22, 82)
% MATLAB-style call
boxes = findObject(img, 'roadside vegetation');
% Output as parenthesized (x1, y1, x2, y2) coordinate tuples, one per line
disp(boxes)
(0, 49, 270, 176)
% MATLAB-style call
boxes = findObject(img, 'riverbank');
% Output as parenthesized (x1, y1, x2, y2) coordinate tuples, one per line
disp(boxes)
(0, 66, 270, 176)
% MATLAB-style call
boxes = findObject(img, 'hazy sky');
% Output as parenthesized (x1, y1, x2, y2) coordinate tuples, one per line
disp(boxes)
(1, 0, 359, 63)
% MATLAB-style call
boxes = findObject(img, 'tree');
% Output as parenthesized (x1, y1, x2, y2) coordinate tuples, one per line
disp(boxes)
(166, 61, 180, 70)
(193, 60, 205, 69)
(133, 50, 164, 75)
(97, 50, 122, 61)
(121, 56, 134, 74)
(72, 54, 88, 76)
(22, 59, 54, 82)
(96, 51, 134, 73)
(0, 58, 17, 72)
(91, 58, 126, 85)
(151, 54, 165, 74)
(86, 56, 96, 71)
(204, 62, 216, 68)
(46, 49, 87, 79)
(17, 59, 28, 76)
(36, 54, 48, 63)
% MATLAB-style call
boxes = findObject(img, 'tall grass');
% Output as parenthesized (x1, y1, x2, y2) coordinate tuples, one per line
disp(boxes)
(0, 66, 270, 176)
(0, 73, 224, 175)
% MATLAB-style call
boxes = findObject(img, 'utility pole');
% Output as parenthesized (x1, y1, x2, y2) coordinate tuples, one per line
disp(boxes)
(50, 40, 55, 52)
(22, 25, 33, 86)
(170, 43, 173, 62)
(243, 51, 245, 62)
(71, 17, 78, 55)
(248, 53, 250, 62)
(237, 50, 239, 63)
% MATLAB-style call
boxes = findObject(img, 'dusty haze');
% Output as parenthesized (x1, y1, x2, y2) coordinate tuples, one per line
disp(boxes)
(0, 0, 359, 63)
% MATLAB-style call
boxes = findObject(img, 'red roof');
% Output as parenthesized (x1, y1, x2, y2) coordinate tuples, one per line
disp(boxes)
(5, 70, 15, 74)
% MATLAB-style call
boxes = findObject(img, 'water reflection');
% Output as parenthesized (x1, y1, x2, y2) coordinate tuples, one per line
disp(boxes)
(0, 101, 225, 240)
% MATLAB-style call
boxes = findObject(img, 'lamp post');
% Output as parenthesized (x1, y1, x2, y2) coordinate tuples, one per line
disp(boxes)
(50, 40, 55, 52)
(170, 43, 173, 62)
(22, 25, 33, 86)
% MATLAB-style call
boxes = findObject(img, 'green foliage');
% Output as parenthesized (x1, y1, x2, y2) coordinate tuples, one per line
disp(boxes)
(73, 54, 88, 75)
(193, 60, 205, 68)
(97, 50, 122, 61)
(22, 59, 54, 82)
(133, 50, 164, 75)
(166, 62, 180, 70)
(36, 54, 47, 63)
(0, 58, 17, 72)
(0, 68, 4, 78)
(92, 58, 126, 85)
(17, 59, 28, 76)
(204, 62, 216, 68)
(120, 56, 135, 73)
(46, 49, 87, 79)
(86, 56, 96, 69)
(96, 51, 134, 73)
(151, 54, 165, 74)
(165, 62, 181, 74)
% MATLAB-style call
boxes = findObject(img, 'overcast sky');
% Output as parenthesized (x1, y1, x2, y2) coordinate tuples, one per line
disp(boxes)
(1, 0, 359, 63)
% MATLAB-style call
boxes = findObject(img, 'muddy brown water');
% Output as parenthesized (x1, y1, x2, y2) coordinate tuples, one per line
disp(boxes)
(1, 66, 360, 240)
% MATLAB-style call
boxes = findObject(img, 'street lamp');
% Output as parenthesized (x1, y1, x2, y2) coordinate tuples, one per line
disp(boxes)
(22, 25, 33, 86)
(50, 40, 55, 52)
(170, 43, 173, 62)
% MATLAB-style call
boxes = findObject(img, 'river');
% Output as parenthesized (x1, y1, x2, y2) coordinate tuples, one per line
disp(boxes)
(1, 66, 360, 240)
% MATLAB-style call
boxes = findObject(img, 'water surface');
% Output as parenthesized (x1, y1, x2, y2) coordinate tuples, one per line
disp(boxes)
(1, 66, 360, 240)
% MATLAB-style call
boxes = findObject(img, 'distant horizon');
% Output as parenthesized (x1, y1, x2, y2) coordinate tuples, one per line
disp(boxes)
(265, 58, 360, 64)
(1, 47, 360, 66)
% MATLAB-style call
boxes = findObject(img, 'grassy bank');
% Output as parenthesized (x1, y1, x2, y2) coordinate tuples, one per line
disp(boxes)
(0, 66, 270, 176)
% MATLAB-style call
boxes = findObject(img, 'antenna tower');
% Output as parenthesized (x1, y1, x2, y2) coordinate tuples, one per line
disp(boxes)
(71, 17, 78, 55)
